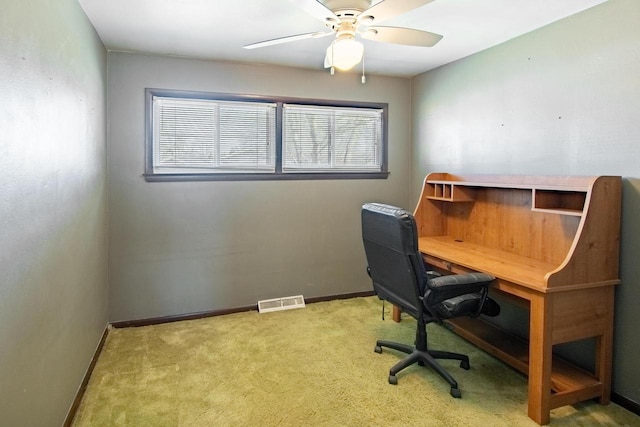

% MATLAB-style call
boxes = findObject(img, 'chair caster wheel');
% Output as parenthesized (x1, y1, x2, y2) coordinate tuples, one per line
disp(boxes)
(388, 375, 398, 385)
(450, 387, 461, 398)
(374, 345, 382, 354)
(460, 360, 470, 370)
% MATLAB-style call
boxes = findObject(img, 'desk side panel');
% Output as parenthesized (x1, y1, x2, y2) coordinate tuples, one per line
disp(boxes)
(551, 287, 611, 344)
(546, 176, 621, 287)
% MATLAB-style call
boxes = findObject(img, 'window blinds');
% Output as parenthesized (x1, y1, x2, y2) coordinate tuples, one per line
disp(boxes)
(282, 104, 383, 172)
(153, 97, 276, 173)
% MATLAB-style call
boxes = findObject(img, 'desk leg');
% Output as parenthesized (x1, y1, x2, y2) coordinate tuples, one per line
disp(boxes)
(528, 293, 553, 425)
(392, 305, 401, 322)
(596, 287, 614, 405)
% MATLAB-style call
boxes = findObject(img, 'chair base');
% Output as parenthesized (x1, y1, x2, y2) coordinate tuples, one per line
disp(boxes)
(375, 339, 470, 398)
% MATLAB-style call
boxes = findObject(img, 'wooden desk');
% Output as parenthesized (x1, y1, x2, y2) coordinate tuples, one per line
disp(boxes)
(394, 173, 621, 425)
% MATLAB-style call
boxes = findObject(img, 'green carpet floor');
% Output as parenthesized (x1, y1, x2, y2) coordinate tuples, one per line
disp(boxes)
(72, 297, 639, 426)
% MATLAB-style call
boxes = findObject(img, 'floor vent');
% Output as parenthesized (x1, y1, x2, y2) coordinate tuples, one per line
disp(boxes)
(258, 295, 305, 313)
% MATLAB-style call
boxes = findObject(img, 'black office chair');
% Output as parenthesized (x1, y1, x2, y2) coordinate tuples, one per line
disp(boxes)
(361, 203, 500, 398)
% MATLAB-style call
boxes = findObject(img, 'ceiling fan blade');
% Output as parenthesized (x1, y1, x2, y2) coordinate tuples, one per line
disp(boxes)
(243, 31, 332, 50)
(358, 0, 435, 25)
(289, 0, 340, 24)
(361, 26, 442, 47)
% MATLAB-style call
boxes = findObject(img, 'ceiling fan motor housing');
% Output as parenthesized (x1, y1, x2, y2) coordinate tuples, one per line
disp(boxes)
(322, 0, 373, 28)
(322, 0, 372, 14)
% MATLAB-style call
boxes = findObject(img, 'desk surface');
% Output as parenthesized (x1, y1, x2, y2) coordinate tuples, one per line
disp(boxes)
(419, 236, 556, 291)
(419, 236, 620, 294)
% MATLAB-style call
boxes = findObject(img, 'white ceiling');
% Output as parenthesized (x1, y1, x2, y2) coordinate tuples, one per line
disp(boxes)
(78, 0, 607, 77)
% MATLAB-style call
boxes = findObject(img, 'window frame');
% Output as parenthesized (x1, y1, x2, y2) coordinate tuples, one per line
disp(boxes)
(144, 88, 389, 182)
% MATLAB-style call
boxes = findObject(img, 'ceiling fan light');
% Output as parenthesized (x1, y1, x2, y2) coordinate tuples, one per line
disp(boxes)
(326, 38, 364, 71)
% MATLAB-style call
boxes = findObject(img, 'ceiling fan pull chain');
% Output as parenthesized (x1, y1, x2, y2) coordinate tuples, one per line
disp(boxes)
(331, 40, 335, 75)
(361, 53, 366, 84)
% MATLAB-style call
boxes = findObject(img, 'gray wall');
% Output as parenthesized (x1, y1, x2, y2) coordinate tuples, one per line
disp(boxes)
(0, 0, 108, 426)
(107, 52, 412, 322)
(410, 0, 640, 403)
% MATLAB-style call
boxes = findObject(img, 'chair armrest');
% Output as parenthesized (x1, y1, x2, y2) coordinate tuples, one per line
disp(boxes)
(424, 273, 497, 321)
(424, 273, 495, 312)
(426, 270, 441, 281)
(427, 272, 494, 290)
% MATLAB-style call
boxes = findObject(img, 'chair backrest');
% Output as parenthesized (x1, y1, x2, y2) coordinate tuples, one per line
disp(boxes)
(361, 203, 427, 318)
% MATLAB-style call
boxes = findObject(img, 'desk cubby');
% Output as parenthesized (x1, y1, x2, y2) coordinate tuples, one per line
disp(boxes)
(532, 189, 586, 216)
(426, 182, 475, 202)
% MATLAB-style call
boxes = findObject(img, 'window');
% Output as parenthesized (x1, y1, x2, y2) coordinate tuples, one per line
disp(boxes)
(283, 104, 383, 173)
(153, 97, 276, 173)
(145, 89, 388, 181)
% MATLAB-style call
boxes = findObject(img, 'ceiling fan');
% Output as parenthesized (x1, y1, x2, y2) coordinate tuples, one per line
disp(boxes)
(243, 0, 442, 75)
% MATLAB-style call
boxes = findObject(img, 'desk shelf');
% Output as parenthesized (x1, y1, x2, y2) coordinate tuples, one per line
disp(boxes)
(425, 176, 588, 216)
(446, 317, 601, 398)
(446, 316, 529, 373)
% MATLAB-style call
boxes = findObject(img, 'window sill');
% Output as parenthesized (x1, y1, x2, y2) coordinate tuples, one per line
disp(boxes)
(143, 171, 390, 182)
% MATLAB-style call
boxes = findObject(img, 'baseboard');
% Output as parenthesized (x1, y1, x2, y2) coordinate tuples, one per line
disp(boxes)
(612, 392, 640, 415)
(111, 290, 376, 329)
(305, 290, 375, 304)
(110, 304, 258, 328)
(63, 325, 109, 427)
